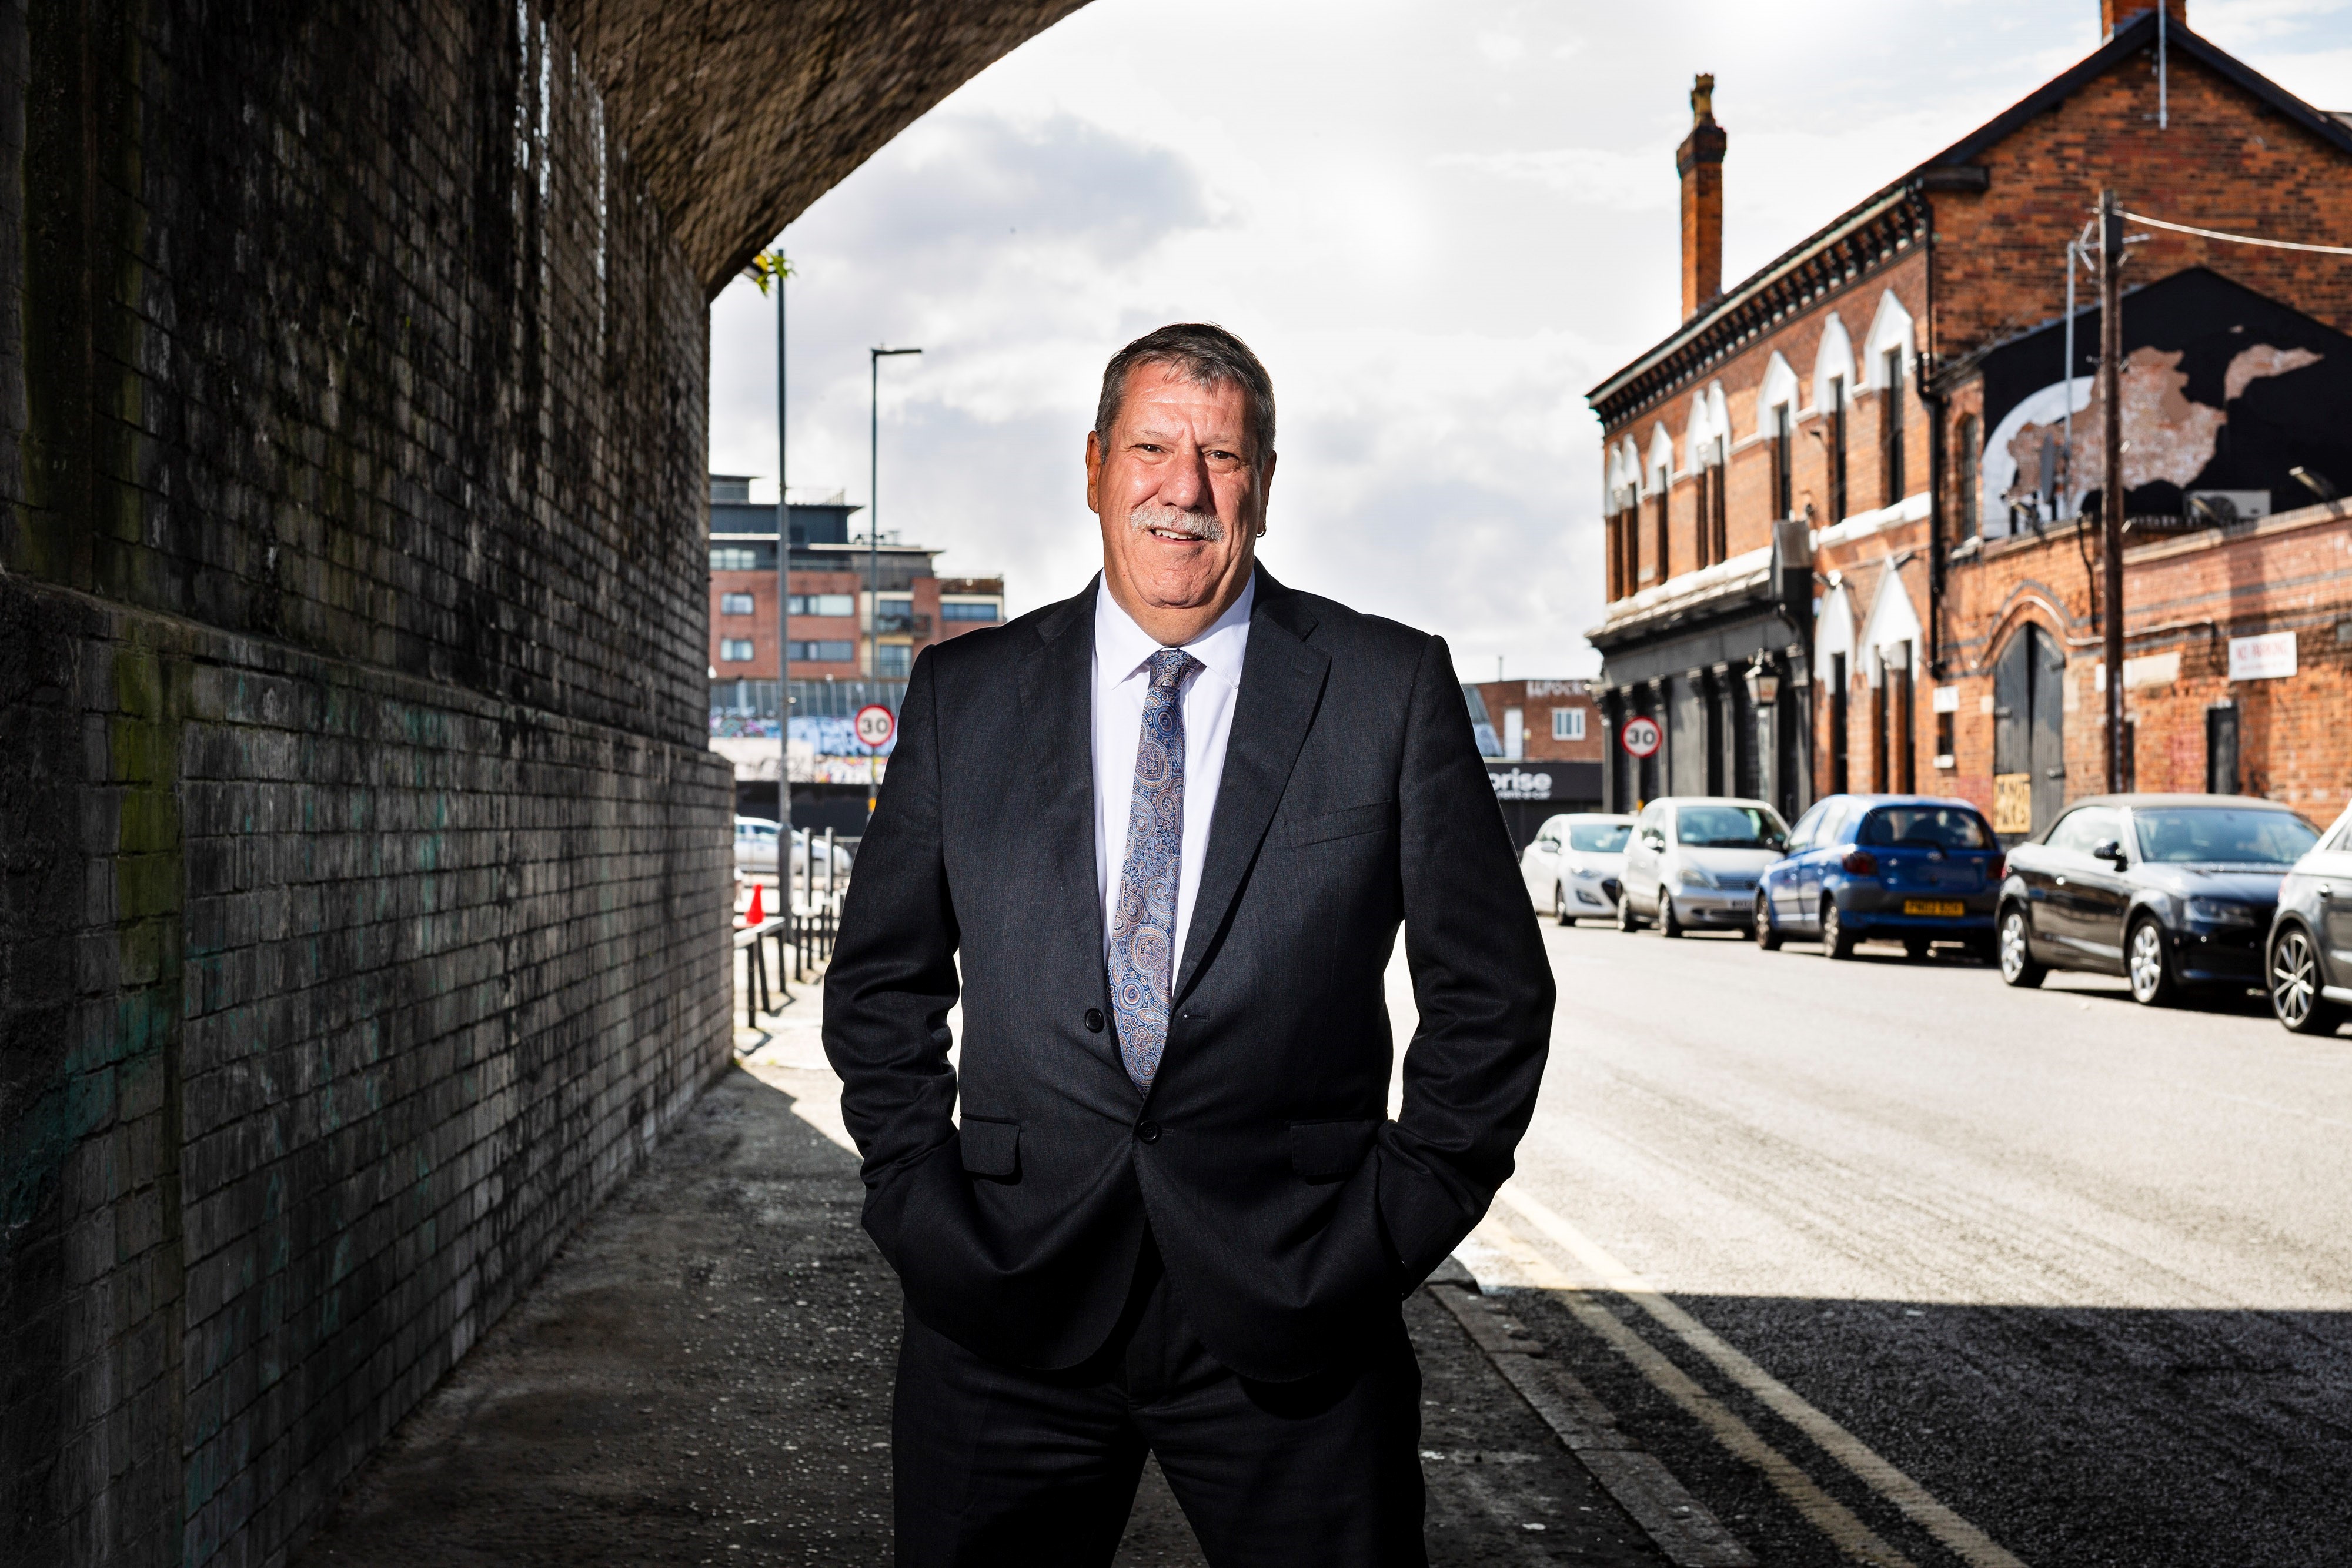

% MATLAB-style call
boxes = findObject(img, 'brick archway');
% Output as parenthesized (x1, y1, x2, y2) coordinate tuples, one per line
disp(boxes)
(0, 5, 1088, 1563)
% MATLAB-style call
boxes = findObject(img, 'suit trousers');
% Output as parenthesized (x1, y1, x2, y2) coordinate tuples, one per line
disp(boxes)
(891, 1236, 1428, 1567)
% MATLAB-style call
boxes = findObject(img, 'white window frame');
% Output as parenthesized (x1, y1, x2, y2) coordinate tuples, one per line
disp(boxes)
(1552, 708, 1586, 742)
(719, 593, 755, 616)
(719, 638, 756, 663)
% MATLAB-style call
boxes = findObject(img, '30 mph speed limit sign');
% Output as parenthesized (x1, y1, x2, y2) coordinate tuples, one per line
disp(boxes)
(1620, 715, 1663, 759)
(853, 704, 897, 750)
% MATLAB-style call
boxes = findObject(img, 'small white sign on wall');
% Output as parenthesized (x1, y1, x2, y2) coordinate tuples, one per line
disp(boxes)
(1932, 684, 1960, 714)
(2229, 631, 2298, 682)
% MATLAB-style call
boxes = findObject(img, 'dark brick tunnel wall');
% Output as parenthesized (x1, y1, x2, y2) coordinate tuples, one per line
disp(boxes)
(0, 3, 734, 1563)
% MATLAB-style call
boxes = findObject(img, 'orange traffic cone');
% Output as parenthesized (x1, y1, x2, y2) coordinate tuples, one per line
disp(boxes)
(745, 882, 765, 926)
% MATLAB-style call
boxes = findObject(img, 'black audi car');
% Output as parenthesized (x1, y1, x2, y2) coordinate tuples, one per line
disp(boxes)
(1996, 794, 2322, 1005)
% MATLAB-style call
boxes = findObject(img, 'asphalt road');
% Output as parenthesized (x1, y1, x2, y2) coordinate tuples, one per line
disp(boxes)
(1444, 914, 2352, 1568)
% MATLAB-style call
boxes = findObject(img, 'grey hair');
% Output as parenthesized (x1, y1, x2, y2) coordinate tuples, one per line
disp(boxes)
(1094, 323, 1276, 462)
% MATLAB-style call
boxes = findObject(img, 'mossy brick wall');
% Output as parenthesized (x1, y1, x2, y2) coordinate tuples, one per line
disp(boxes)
(1, 3, 732, 1564)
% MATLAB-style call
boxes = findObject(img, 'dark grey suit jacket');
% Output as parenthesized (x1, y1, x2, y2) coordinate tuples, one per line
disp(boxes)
(822, 567, 1553, 1382)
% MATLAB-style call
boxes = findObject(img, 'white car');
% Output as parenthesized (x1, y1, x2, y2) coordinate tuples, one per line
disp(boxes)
(1618, 796, 1791, 937)
(734, 817, 854, 882)
(1520, 813, 1635, 925)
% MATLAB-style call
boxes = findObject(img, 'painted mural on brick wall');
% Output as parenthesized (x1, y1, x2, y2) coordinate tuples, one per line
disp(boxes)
(1977, 269, 2349, 533)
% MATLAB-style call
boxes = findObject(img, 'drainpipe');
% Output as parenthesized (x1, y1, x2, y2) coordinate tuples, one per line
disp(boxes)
(1918, 181, 1945, 682)
(1924, 370, 1946, 681)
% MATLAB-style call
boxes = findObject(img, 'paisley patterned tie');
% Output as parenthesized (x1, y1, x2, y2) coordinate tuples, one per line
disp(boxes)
(1108, 647, 1200, 1092)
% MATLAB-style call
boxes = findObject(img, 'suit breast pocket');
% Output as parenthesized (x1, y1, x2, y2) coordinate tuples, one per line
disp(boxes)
(1288, 1118, 1379, 1183)
(1283, 800, 1397, 850)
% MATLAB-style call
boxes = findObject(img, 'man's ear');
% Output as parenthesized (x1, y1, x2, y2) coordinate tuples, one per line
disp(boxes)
(1084, 429, 1103, 516)
(1255, 448, 1276, 535)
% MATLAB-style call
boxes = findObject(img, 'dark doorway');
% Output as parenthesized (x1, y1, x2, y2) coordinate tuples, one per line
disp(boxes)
(2207, 704, 2240, 795)
(1888, 643, 1915, 794)
(1829, 653, 1850, 794)
(1994, 624, 2067, 835)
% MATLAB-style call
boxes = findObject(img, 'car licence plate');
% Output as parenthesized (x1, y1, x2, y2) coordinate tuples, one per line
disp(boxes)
(1903, 899, 1965, 917)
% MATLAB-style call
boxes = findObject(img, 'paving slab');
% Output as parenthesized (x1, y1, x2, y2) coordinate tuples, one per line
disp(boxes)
(295, 989, 1669, 1566)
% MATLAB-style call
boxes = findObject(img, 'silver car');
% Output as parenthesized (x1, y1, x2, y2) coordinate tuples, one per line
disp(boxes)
(1618, 797, 1791, 937)
(734, 817, 854, 881)
(1519, 813, 1635, 925)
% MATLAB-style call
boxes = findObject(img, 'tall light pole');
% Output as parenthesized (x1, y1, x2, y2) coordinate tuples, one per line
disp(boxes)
(868, 345, 921, 817)
(773, 249, 791, 834)
(741, 248, 793, 831)
(2099, 189, 2126, 791)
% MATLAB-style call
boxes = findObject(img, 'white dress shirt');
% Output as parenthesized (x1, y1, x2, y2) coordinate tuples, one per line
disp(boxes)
(1092, 573, 1255, 971)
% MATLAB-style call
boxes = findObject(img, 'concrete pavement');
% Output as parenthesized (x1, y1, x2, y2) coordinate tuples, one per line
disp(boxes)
(293, 978, 1678, 1566)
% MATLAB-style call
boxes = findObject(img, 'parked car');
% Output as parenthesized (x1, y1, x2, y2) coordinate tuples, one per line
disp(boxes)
(734, 817, 854, 881)
(1753, 795, 2003, 961)
(1617, 797, 1789, 937)
(2264, 801, 2352, 1033)
(1520, 813, 1635, 925)
(1996, 793, 2321, 1005)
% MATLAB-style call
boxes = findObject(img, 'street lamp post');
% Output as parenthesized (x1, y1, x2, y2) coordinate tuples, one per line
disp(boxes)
(773, 250, 790, 838)
(868, 345, 921, 817)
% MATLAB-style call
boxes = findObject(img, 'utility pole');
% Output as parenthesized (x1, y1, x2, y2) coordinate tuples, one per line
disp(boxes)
(2099, 190, 2126, 791)
(867, 345, 921, 821)
(773, 249, 790, 838)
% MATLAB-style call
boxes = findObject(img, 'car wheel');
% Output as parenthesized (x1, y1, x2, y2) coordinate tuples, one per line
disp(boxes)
(1999, 904, 2046, 988)
(1822, 899, 1856, 960)
(1616, 892, 1642, 932)
(1659, 894, 1683, 939)
(1555, 885, 1574, 927)
(2127, 917, 2177, 1007)
(1754, 891, 1783, 951)
(2269, 926, 2342, 1035)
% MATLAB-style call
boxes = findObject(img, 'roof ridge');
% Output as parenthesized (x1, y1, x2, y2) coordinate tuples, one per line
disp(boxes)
(1587, 12, 2352, 416)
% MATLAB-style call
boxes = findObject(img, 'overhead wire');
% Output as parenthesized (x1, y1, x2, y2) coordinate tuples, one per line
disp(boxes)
(2120, 210, 2352, 256)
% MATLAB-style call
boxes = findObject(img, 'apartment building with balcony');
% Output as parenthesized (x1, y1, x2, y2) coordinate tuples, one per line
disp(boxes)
(706, 474, 1004, 820)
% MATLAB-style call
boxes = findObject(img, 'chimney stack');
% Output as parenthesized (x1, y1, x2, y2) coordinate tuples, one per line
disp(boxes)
(1678, 74, 1727, 320)
(2101, 0, 2184, 38)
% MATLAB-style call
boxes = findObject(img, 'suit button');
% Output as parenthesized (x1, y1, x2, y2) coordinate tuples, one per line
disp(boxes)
(1135, 1120, 1161, 1144)
(1083, 1008, 1105, 1033)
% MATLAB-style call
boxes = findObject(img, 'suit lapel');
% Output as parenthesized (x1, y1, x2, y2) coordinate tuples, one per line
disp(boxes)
(1018, 583, 1103, 958)
(1173, 569, 1328, 1004)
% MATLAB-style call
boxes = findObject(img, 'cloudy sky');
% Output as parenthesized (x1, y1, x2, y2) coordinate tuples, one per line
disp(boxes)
(707, 0, 2351, 680)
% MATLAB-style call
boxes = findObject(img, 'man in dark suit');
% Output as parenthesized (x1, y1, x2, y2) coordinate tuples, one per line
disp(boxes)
(824, 323, 1553, 1566)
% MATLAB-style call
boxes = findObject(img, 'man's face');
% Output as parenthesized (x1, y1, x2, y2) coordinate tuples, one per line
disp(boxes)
(1085, 362, 1272, 625)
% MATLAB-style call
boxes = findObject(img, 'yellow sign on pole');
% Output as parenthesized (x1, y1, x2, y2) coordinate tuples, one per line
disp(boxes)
(1993, 773, 2034, 836)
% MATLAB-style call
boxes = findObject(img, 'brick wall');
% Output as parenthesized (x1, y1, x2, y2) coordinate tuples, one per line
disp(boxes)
(1603, 246, 1935, 600)
(1469, 680, 1603, 763)
(1, 5, 731, 1566)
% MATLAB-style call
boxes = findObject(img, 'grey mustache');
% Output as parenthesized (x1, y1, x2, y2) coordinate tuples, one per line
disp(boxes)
(1128, 504, 1225, 542)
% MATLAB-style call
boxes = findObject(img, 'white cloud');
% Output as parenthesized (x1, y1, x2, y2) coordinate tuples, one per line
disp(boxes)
(709, 0, 2352, 680)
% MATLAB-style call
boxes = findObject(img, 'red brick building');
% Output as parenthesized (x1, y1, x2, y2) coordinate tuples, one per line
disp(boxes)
(706, 474, 1004, 718)
(706, 475, 1003, 821)
(1468, 678, 1609, 848)
(1586, 0, 2352, 835)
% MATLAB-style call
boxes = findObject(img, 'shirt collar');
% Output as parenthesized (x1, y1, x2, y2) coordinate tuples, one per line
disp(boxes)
(1094, 570, 1256, 692)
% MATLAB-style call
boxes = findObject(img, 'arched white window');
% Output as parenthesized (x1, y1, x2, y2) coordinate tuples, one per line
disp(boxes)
(1755, 352, 1799, 440)
(1683, 382, 1729, 473)
(1811, 313, 1855, 414)
(1815, 581, 1856, 677)
(1863, 290, 1917, 390)
(1646, 424, 1675, 490)
(1859, 568, 1923, 681)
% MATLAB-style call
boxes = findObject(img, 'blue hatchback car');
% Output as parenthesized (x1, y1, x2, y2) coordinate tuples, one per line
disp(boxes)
(1753, 795, 2004, 960)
